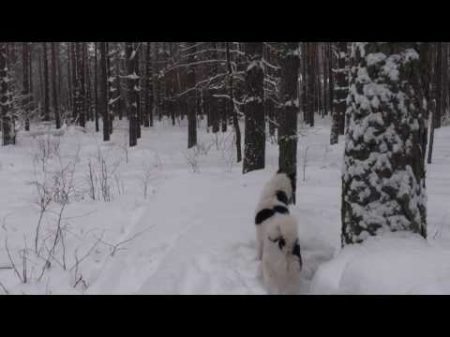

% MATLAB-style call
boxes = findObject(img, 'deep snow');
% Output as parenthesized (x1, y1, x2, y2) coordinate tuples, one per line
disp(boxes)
(0, 117, 450, 294)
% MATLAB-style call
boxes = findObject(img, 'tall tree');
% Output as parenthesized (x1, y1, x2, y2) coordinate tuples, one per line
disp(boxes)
(42, 43, 50, 122)
(99, 42, 109, 141)
(22, 42, 30, 131)
(333, 42, 348, 136)
(226, 42, 242, 163)
(126, 42, 139, 147)
(1, 43, 15, 145)
(243, 42, 265, 174)
(146, 42, 154, 127)
(278, 43, 300, 204)
(428, 43, 440, 164)
(186, 42, 197, 149)
(51, 42, 60, 129)
(94, 42, 99, 132)
(342, 42, 430, 246)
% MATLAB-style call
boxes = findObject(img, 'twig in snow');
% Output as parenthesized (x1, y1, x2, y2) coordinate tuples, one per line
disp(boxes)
(0, 281, 9, 295)
(4, 238, 23, 283)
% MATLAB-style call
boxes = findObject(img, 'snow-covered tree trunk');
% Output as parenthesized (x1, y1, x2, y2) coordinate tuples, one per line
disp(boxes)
(342, 42, 430, 246)
(42, 42, 50, 122)
(22, 42, 30, 131)
(84, 43, 93, 123)
(70, 43, 76, 119)
(243, 42, 265, 174)
(226, 42, 242, 163)
(278, 43, 300, 204)
(186, 42, 197, 149)
(106, 43, 114, 135)
(94, 42, 99, 132)
(126, 42, 139, 147)
(51, 42, 60, 129)
(144, 42, 153, 128)
(1, 43, 15, 145)
(99, 42, 109, 142)
(152, 42, 160, 123)
(332, 42, 348, 139)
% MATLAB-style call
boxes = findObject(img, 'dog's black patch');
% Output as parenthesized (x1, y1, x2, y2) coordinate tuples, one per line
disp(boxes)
(255, 208, 275, 225)
(278, 237, 286, 250)
(255, 205, 289, 225)
(269, 236, 286, 250)
(273, 205, 289, 214)
(275, 190, 289, 205)
(293, 239, 302, 267)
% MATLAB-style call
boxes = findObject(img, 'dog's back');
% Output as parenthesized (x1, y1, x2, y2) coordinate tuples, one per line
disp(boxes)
(262, 214, 302, 295)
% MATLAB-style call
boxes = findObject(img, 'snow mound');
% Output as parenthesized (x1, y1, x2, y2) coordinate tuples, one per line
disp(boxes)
(310, 232, 450, 294)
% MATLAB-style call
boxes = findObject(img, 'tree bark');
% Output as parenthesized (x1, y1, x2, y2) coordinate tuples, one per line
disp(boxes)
(243, 42, 265, 174)
(99, 42, 109, 141)
(278, 43, 300, 204)
(342, 42, 429, 246)
(51, 43, 60, 129)
(42, 43, 50, 122)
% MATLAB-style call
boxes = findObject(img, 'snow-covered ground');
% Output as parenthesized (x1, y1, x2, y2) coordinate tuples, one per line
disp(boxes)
(1, 117, 450, 294)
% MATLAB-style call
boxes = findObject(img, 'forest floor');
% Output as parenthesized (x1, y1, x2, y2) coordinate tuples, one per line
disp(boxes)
(0, 117, 450, 294)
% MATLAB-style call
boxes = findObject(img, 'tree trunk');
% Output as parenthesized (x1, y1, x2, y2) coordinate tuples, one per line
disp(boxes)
(334, 42, 348, 136)
(1, 43, 14, 145)
(51, 43, 60, 129)
(22, 42, 30, 131)
(126, 42, 139, 147)
(243, 42, 265, 174)
(342, 42, 429, 246)
(94, 42, 99, 132)
(99, 42, 110, 141)
(226, 42, 242, 163)
(278, 43, 300, 204)
(144, 42, 153, 128)
(42, 43, 50, 122)
(186, 42, 197, 149)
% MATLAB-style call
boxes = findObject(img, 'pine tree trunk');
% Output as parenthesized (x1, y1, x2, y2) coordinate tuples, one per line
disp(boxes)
(334, 42, 348, 136)
(135, 43, 141, 139)
(99, 42, 110, 141)
(85, 43, 93, 122)
(226, 42, 242, 163)
(434, 43, 442, 129)
(243, 42, 265, 174)
(126, 42, 138, 147)
(22, 42, 30, 131)
(329, 43, 339, 145)
(144, 42, 153, 128)
(106, 43, 113, 135)
(428, 43, 440, 164)
(42, 43, 50, 122)
(186, 42, 197, 149)
(51, 42, 60, 129)
(342, 42, 429, 246)
(94, 42, 99, 132)
(278, 43, 300, 204)
(1, 43, 14, 145)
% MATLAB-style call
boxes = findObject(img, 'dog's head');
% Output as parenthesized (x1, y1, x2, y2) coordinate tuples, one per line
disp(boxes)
(276, 169, 296, 204)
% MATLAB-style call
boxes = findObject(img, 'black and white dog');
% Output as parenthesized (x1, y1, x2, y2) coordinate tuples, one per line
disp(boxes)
(254, 170, 302, 294)
(254, 170, 295, 259)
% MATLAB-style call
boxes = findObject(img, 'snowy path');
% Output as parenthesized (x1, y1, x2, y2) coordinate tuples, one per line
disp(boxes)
(86, 169, 340, 294)
(87, 170, 267, 294)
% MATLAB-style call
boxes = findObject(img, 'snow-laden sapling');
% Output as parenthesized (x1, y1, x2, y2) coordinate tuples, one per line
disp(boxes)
(141, 162, 153, 200)
(301, 145, 310, 182)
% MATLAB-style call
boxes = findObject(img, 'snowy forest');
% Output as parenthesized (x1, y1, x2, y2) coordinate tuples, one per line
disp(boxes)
(0, 42, 449, 294)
